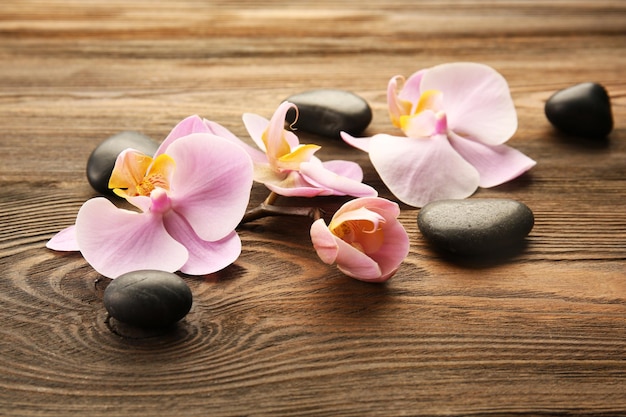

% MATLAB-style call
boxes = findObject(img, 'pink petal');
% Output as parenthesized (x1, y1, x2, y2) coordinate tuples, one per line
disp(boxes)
(335, 196, 401, 219)
(242, 113, 270, 152)
(75, 198, 188, 278)
(367, 218, 409, 281)
(449, 131, 536, 188)
(299, 160, 377, 197)
(206, 118, 267, 164)
(368, 134, 480, 207)
(163, 211, 241, 275)
(399, 69, 426, 105)
(322, 159, 364, 182)
(333, 197, 408, 281)
(265, 172, 329, 197)
(421, 62, 517, 146)
(166, 133, 253, 242)
(310, 219, 339, 265)
(333, 237, 383, 281)
(341, 131, 372, 153)
(46, 225, 79, 251)
(156, 115, 209, 156)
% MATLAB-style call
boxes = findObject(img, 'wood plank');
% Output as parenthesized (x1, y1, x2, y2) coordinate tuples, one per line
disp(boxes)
(0, 1, 625, 415)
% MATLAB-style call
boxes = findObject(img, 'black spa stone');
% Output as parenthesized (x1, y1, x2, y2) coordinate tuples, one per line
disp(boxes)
(285, 89, 372, 138)
(545, 82, 613, 139)
(103, 270, 193, 329)
(86, 131, 159, 195)
(417, 199, 534, 255)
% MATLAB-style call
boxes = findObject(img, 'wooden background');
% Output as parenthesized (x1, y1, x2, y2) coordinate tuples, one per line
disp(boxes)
(1, 1, 625, 416)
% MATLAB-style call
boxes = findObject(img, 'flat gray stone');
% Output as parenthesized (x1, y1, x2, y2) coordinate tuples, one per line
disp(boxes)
(417, 198, 534, 255)
(285, 89, 372, 138)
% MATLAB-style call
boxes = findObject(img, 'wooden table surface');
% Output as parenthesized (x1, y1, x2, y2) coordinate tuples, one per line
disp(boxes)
(1, 1, 625, 416)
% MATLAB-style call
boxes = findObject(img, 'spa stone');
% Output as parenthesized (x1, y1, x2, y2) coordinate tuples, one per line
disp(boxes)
(417, 199, 534, 255)
(545, 82, 613, 139)
(87, 131, 159, 195)
(104, 270, 193, 329)
(285, 89, 372, 138)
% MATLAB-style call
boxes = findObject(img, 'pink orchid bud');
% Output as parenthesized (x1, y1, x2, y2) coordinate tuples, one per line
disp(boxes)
(310, 197, 409, 282)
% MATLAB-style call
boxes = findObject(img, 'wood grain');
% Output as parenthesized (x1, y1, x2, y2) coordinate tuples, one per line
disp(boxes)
(1, 1, 625, 416)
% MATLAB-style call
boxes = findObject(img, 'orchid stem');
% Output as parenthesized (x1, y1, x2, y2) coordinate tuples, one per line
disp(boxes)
(239, 192, 324, 226)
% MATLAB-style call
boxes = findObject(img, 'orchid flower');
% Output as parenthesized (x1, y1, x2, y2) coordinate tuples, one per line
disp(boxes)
(238, 101, 377, 198)
(310, 197, 409, 282)
(342, 62, 536, 208)
(47, 117, 254, 279)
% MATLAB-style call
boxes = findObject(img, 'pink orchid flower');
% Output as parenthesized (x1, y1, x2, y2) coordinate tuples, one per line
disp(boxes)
(239, 101, 377, 198)
(310, 197, 409, 282)
(342, 62, 536, 207)
(47, 117, 254, 278)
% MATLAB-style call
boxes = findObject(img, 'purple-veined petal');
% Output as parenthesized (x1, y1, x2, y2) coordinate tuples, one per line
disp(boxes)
(322, 159, 364, 182)
(421, 62, 517, 146)
(300, 160, 377, 197)
(75, 197, 188, 278)
(46, 225, 79, 251)
(368, 133, 480, 207)
(340, 131, 372, 153)
(163, 211, 241, 275)
(166, 133, 253, 242)
(156, 115, 210, 157)
(449, 131, 536, 188)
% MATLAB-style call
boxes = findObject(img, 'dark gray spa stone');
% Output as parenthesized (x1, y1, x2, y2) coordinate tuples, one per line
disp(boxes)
(545, 82, 613, 139)
(86, 131, 159, 195)
(104, 270, 193, 329)
(417, 199, 534, 255)
(285, 89, 372, 138)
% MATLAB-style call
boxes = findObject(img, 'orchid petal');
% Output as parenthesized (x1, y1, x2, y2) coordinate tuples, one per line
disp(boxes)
(387, 76, 412, 127)
(155, 115, 209, 157)
(420, 62, 517, 145)
(333, 237, 383, 280)
(300, 160, 377, 197)
(321, 159, 364, 182)
(399, 109, 439, 138)
(277, 144, 321, 170)
(340, 131, 372, 153)
(46, 225, 79, 251)
(449, 131, 536, 188)
(242, 113, 270, 152)
(74, 197, 188, 279)
(265, 171, 328, 197)
(398, 69, 426, 104)
(310, 219, 339, 265)
(166, 133, 253, 242)
(368, 134, 480, 207)
(163, 211, 241, 275)
(207, 118, 268, 164)
(264, 101, 299, 161)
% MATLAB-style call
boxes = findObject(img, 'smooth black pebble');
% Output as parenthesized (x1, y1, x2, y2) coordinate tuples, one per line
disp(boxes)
(104, 270, 193, 329)
(86, 131, 159, 195)
(545, 82, 613, 139)
(285, 89, 372, 138)
(417, 199, 534, 255)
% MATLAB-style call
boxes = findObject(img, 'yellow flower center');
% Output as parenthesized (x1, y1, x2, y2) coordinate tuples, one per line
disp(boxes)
(331, 217, 385, 254)
(109, 151, 175, 198)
